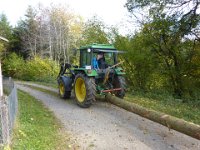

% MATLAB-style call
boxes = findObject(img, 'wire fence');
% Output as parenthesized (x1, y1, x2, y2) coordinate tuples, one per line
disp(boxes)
(0, 77, 18, 147)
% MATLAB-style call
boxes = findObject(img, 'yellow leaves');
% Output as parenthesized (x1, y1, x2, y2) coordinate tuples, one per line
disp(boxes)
(3, 145, 11, 150)
(19, 55, 60, 80)
(3, 52, 55, 81)
(18, 130, 27, 137)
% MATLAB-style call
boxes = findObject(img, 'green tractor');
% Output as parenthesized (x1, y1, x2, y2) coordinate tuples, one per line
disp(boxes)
(57, 44, 126, 108)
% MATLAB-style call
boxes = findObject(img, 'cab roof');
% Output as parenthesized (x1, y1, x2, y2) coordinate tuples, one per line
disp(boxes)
(80, 43, 116, 50)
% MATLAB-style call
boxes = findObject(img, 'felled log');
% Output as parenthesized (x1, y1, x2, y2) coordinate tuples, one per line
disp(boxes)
(106, 94, 200, 140)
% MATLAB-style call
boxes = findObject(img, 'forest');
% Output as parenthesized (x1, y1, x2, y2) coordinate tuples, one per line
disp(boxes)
(0, 0, 200, 102)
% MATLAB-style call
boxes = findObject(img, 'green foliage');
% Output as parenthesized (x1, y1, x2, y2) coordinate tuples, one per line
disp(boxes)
(2, 53, 25, 78)
(81, 16, 109, 45)
(0, 13, 12, 57)
(2, 53, 59, 82)
(114, 32, 163, 92)
(123, 0, 200, 99)
(12, 90, 68, 149)
(0, 13, 12, 39)
(0, 42, 5, 56)
(23, 57, 59, 82)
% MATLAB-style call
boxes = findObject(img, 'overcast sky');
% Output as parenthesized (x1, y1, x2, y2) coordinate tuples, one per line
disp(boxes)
(0, 0, 134, 34)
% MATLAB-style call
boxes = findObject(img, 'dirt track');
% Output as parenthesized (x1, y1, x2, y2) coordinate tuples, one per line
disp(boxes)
(16, 82, 200, 150)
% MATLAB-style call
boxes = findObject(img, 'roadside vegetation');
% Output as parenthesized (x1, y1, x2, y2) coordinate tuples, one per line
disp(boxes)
(12, 90, 69, 149)
(3, 53, 59, 83)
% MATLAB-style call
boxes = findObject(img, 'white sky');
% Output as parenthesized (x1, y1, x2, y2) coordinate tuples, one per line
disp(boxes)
(0, 0, 133, 34)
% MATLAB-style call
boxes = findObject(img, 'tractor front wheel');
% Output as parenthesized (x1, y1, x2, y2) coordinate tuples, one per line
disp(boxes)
(74, 73, 95, 108)
(58, 77, 71, 99)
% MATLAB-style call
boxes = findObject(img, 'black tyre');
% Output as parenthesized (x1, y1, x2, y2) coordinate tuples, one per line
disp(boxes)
(74, 73, 96, 108)
(58, 77, 71, 99)
(113, 76, 126, 98)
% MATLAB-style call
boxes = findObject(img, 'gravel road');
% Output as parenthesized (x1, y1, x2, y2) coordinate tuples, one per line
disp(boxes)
(16, 82, 200, 150)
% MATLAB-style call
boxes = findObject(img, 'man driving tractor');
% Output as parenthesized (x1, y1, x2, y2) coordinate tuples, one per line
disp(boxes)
(92, 52, 107, 69)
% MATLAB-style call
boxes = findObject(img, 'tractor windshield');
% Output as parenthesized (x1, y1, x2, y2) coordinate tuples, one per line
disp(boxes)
(104, 52, 115, 66)
(93, 51, 116, 69)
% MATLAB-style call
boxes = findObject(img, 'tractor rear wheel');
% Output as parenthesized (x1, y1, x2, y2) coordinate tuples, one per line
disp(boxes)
(59, 77, 71, 99)
(113, 76, 126, 98)
(74, 73, 96, 108)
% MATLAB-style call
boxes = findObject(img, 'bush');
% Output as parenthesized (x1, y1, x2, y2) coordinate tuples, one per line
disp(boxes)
(2, 53, 59, 82)
(2, 53, 25, 78)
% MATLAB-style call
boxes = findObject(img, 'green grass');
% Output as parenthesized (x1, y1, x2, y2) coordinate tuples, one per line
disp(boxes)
(12, 90, 69, 150)
(125, 93, 200, 125)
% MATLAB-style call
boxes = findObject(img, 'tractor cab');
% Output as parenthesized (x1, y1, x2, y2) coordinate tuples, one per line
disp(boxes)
(57, 43, 126, 108)
(79, 44, 119, 69)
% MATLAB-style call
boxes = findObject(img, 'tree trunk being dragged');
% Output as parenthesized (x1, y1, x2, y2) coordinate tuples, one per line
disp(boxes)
(106, 94, 200, 140)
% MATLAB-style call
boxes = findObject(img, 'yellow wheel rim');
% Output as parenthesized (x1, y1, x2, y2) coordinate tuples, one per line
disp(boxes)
(59, 82, 65, 96)
(75, 78, 86, 102)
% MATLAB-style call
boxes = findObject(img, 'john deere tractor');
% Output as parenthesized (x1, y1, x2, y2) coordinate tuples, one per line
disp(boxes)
(57, 44, 126, 108)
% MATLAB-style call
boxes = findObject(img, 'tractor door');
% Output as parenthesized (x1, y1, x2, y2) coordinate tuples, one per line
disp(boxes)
(80, 49, 92, 68)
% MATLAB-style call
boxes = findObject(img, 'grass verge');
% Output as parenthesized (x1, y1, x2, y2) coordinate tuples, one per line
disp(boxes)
(12, 90, 69, 150)
(125, 93, 200, 125)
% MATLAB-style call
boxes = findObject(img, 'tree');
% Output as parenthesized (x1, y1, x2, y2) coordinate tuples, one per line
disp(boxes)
(80, 16, 109, 45)
(125, 0, 200, 98)
(113, 29, 160, 92)
(0, 13, 12, 57)
(0, 14, 12, 39)
(48, 5, 81, 63)
(15, 4, 83, 63)
(16, 6, 39, 58)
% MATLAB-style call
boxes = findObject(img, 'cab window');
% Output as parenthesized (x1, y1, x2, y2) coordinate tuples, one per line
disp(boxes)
(80, 50, 91, 67)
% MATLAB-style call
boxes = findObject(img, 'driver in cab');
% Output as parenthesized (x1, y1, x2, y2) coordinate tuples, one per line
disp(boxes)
(92, 52, 107, 69)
